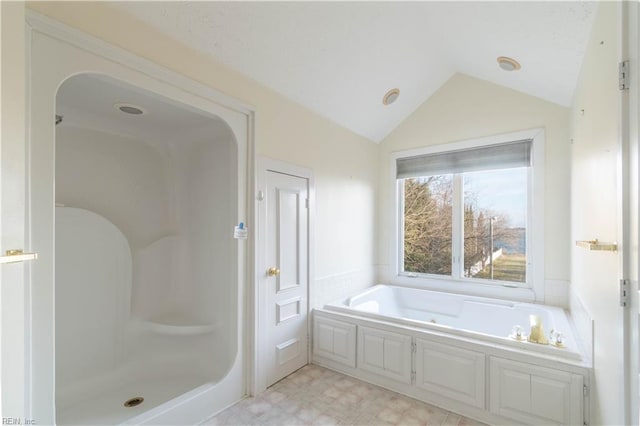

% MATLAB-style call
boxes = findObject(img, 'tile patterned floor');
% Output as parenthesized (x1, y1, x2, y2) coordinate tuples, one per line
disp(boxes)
(203, 364, 487, 426)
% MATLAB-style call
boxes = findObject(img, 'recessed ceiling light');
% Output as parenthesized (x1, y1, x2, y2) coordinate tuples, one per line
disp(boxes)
(114, 103, 146, 115)
(497, 56, 521, 71)
(383, 88, 400, 105)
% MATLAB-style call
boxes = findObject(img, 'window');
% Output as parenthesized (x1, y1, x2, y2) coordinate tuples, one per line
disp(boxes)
(403, 174, 453, 276)
(393, 130, 544, 297)
(462, 168, 527, 283)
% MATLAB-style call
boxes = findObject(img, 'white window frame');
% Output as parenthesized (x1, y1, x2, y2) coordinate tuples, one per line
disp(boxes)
(390, 129, 545, 303)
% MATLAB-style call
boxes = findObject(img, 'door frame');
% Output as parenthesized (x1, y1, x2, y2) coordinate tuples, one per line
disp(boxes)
(253, 157, 314, 394)
(0, 1, 28, 420)
(622, 1, 640, 424)
(23, 10, 256, 423)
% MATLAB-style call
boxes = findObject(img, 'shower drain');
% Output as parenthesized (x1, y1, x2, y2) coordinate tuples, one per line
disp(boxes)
(124, 397, 144, 408)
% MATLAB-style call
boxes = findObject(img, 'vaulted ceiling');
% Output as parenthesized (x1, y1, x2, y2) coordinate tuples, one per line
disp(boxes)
(114, 2, 598, 143)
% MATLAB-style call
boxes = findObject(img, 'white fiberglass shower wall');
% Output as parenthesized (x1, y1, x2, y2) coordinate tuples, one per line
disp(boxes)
(27, 16, 250, 425)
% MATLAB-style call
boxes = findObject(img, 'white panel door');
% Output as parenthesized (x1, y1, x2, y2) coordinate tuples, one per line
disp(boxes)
(265, 170, 309, 386)
(570, 4, 628, 424)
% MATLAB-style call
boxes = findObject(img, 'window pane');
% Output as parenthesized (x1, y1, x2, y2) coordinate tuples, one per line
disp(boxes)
(403, 175, 453, 275)
(463, 168, 527, 283)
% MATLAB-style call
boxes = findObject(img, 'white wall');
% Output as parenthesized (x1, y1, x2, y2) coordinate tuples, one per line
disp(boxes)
(569, 3, 623, 424)
(55, 118, 240, 388)
(377, 73, 571, 306)
(173, 130, 238, 368)
(55, 207, 132, 391)
(55, 126, 173, 251)
(56, 121, 238, 319)
(55, 126, 179, 323)
(27, 2, 379, 309)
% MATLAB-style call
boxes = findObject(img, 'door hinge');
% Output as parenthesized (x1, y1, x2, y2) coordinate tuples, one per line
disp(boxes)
(620, 279, 630, 307)
(305, 198, 309, 209)
(411, 370, 416, 384)
(411, 341, 417, 353)
(583, 384, 589, 397)
(619, 60, 629, 90)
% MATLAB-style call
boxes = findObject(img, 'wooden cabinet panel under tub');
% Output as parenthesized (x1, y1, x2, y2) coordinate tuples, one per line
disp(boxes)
(415, 338, 485, 409)
(489, 357, 583, 425)
(312, 316, 356, 367)
(357, 325, 412, 384)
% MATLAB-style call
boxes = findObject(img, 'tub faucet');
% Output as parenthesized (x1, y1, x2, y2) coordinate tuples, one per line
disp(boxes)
(527, 314, 549, 345)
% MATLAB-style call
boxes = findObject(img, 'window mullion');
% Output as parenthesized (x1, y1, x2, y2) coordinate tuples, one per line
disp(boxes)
(398, 179, 406, 274)
(451, 174, 463, 279)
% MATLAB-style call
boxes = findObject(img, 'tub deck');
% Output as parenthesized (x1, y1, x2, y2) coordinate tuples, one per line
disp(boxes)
(324, 284, 584, 362)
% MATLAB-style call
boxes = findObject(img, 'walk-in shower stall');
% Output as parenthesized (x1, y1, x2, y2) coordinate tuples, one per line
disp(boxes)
(52, 73, 246, 424)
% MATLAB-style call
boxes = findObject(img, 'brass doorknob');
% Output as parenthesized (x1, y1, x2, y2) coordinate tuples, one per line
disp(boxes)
(267, 267, 280, 276)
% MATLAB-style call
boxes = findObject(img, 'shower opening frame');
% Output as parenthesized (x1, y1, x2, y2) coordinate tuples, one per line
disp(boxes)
(24, 10, 258, 424)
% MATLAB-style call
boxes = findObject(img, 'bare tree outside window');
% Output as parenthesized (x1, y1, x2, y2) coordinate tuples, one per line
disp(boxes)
(403, 175, 452, 275)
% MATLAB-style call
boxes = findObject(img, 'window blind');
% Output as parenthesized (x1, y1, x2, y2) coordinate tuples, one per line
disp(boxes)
(396, 139, 532, 179)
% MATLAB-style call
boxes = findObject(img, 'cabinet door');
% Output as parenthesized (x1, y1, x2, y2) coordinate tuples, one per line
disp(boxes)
(357, 326, 412, 384)
(490, 357, 583, 425)
(415, 339, 485, 408)
(313, 316, 356, 367)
